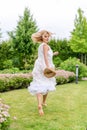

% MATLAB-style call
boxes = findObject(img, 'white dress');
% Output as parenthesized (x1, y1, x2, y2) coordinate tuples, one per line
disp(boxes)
(28, 43, 56, 95)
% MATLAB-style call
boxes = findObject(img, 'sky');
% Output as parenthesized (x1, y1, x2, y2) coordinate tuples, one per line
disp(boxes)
(0, 0, 87, 40)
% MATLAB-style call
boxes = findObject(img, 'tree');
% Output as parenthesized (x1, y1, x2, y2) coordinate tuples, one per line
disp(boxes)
(49, 38, 77, 68)
(8, 7, 38, 69)
(0, 27, 2, 41)
(0, 40, 13, 69)
(69, 8, 87, 65)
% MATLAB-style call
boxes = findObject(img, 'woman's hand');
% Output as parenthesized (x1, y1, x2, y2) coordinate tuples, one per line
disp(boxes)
(53, 51, 59, 56)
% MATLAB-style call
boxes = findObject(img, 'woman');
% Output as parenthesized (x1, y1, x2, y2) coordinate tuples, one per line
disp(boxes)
(28, 30, 58, 116)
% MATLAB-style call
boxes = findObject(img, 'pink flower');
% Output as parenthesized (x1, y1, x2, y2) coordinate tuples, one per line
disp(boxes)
(4, 104, 10, 109)
(2, 111, 10, 117)
(0, 118, 5, 123)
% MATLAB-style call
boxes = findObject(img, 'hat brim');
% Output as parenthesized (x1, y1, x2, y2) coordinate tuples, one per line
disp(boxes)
(44, 68, 56, 78)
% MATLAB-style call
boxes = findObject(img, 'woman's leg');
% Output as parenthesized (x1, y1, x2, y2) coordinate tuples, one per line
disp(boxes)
(36, 93, 44, 115)
(42, 93, 48, 106)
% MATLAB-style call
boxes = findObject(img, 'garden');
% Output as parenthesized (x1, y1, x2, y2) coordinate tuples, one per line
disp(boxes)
(0, 7, 87, 130)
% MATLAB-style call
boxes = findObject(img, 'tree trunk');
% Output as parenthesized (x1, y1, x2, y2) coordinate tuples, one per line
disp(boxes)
(84, 54, 87, 65)
(81, 53, 83, 63)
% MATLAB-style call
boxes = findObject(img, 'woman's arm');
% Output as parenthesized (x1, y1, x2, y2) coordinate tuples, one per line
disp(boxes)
(43, 44, 49, 68)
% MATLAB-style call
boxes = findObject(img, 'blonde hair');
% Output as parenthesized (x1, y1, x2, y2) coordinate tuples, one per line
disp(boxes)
(31, 30, 52, 43)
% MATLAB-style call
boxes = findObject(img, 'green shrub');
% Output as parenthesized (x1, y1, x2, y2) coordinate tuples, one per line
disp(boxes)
(60, 57, 87, 78)
(8, 77, 32, 90)
(53, 56, 62, 69)
(56, 70, 75, 84)
(0, 68, 32, 74)
(0, 79, 6, 92)
(3, 60, 13, 69)
(0, 76, 32, 92)
(0, 70, 75, 92)
(56, 76, 67, 84)
(0, 68, 20, 74)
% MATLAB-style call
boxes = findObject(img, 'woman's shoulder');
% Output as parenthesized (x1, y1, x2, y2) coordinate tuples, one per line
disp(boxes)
(38, 43, 45, 50)
(43, 43, 51, 52)
(38, 43, 50, 51)
(42, 42, 50, 47)
(39, 42, 47, 48)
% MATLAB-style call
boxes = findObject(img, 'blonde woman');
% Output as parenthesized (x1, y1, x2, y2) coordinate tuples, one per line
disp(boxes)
(28, 30, 58, 116)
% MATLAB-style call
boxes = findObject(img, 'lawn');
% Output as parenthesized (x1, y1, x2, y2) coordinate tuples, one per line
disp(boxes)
(0, 81, 87, 130)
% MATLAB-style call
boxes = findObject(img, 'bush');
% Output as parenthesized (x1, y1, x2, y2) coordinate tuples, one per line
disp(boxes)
(56, 76, 67, 84)
(53, 56, 62, 69)
(0, 68, 20, 74)
(0, 74, 32, 92)
(0, 98, 10, 130)
(0, 70, 75, 92)
(60, 57, 87, 78)
(56, 70, 75, 84)
(3, 60, 13, 69)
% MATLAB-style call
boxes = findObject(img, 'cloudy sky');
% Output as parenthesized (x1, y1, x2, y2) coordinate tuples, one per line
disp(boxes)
(0, 0, 87, 40)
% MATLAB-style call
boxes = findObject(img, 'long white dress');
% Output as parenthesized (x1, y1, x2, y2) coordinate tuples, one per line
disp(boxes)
(28, 42, 56, 95)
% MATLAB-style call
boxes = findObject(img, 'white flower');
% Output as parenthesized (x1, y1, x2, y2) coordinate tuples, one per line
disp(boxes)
(2, 111, 10, 117)
(0, 114, 2, 118)
(3, 104, 10, 110)
(0, 118, 5, 123)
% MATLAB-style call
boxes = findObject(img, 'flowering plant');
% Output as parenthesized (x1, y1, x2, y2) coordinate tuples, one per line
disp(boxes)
(56, 70, 75, 84)
(0, 98, 10, 130)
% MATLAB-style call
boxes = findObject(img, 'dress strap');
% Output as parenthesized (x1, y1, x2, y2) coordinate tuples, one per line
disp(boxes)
(42, 42, 50, 48)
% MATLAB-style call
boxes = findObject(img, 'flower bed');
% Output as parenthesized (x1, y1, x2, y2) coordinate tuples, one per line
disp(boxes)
(0, 74, 32, 92)
(0, 70, 75, 92)
(0, 98, 10, 130)
(56, 70, 75, 84)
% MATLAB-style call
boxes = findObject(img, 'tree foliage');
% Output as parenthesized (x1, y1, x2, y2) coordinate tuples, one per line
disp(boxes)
(0, 27, 2, 41)
(8, 7, 38, 69)
(49, 38, 78, 68)
(69, 8, 87, 53)
(0, 40, 13, 69)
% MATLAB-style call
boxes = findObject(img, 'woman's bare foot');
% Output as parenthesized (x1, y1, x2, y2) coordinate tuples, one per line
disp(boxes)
(38, 105, 44, 116)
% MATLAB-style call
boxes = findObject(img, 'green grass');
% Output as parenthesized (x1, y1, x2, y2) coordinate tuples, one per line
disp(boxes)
(0, 81, 87, 130)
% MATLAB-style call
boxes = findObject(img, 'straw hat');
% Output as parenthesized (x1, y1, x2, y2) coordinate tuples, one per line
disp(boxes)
(44, 68, 56, 78)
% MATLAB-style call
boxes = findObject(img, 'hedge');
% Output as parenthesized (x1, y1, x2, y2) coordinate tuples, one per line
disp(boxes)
(0, 74, 32, 92)
(0, 70, 75, 92)
(56, 70, 75, 84)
